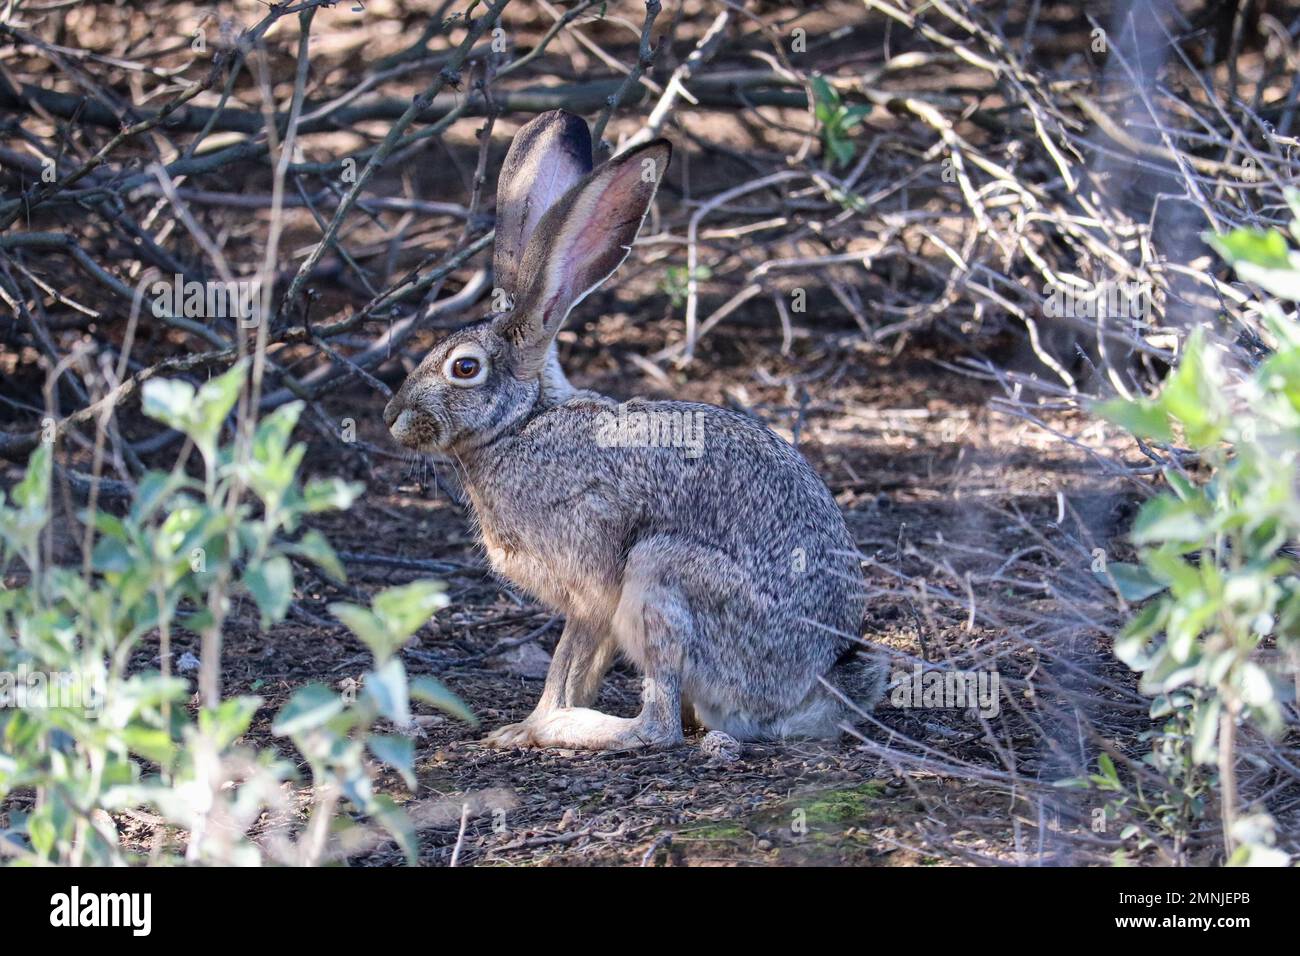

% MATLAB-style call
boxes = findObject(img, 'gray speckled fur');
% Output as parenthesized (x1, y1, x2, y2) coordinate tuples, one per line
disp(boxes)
(384, 112, 877, 750)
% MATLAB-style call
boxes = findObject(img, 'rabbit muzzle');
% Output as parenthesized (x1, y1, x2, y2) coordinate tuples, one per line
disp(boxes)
(384, 395, 443, 451)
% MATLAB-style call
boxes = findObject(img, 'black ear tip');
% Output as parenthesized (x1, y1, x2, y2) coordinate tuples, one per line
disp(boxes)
(514, 110, 591, 148)
(552, 109, 587, 127)
(530, 108, 581, 124)
(528, 110, 593, 163)
(533, 109, 590, 136)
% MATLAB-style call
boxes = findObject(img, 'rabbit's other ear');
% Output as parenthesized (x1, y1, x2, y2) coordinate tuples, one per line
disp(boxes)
(494, 110, 593, 295)
(498, 138, 671, 378)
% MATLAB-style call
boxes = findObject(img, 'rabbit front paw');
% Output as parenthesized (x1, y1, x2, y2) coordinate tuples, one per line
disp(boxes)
(483, 718, 541, 749)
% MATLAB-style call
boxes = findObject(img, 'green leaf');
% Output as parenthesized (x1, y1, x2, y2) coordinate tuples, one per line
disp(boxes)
(364, 659, 410, 725)
(1115, 601, 1165, 668)
(1131, 496, 1207, 547)
(1051, 775, 1092, 790)
(244, 555, 294, 628)
(141, 378, 196, 432)
(829, 137, 856, 167)
(370, 793, 418, 865)
(1239, 661, 1275, 710)
(141, 361, 247, 461)
(191, 362, 247, 451)
(1232, 259, 1300, 302)
(301, 477, 362, 513)
(411, 675, 477, 726)
(1158, 330, 1222, 448)
(286, 529, 346, 583)
(90, 537, 133, 574)
(199, 696, 261, 750)
(372, 580, 448, 644)
(129, 470, 183, 524)
(1144, 548, 1203, 597)
(253, 402, 303, 465)
(247, 402, 306, 507)
(1163, 469, 1198, 502)
(368, 734, 415, 789)
(120, 726, 174, 764)
(1191, 697, 1221, 765)
(14, 442, 50, 507)
(1260, 346, 1300, 415)
(28, 809, 56, 858)
(273, 683, 344, 736)
(842, 104, 871, 128)
(1099, 562, 1169, 602)
(1097, 752, 1120, 786)
(1209, 223, 1300, 301)
(1093, 398, 1173, 443)
(329, 602, 402, 663)
(811, 75, 839, 114)
(1227, 843, 1292, 866)
(1207, 227, 1291, 270)
(332, 582, 445, 667)
(90, 510, 130, 542)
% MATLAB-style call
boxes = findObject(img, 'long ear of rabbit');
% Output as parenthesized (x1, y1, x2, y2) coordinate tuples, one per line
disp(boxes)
(493, 110, 593, 295)
(498, 139, 671, 378)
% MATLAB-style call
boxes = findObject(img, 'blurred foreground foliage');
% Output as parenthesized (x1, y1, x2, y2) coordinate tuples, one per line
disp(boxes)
(0, 364, 471, 865)
(1082, 194, 1300, 866)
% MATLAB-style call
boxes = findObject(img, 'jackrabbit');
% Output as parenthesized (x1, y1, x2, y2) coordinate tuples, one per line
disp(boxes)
(385, 110, 879, 750)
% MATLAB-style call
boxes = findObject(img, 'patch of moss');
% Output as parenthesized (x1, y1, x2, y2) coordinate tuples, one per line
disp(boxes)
(793, 782, 885, 827)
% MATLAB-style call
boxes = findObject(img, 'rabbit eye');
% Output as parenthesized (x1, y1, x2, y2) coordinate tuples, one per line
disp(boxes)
(451, 357, 480, 379)
(442, 348, 488, 386)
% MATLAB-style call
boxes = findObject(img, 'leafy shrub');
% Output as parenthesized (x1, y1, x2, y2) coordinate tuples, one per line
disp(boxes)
(0, 363, 472, 865)
(1090, 202, 1300, 866)
(811, 75, 869, 168)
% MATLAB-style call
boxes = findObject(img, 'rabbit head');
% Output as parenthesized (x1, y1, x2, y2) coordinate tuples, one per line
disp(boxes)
(384, 111, 670, 454)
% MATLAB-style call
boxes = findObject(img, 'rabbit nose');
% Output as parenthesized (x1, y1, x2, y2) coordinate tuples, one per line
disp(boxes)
(383, 397, 402, 430)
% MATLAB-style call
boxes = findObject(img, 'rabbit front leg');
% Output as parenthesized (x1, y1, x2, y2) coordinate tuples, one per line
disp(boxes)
(483, 618, 615, 748)
(498, 557, 691, 751)
(523, 672, 682, 750)
(515, 629, 685, 750)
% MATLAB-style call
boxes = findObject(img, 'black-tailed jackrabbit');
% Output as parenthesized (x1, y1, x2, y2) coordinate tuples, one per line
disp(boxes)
(385, 111, 879, 750)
